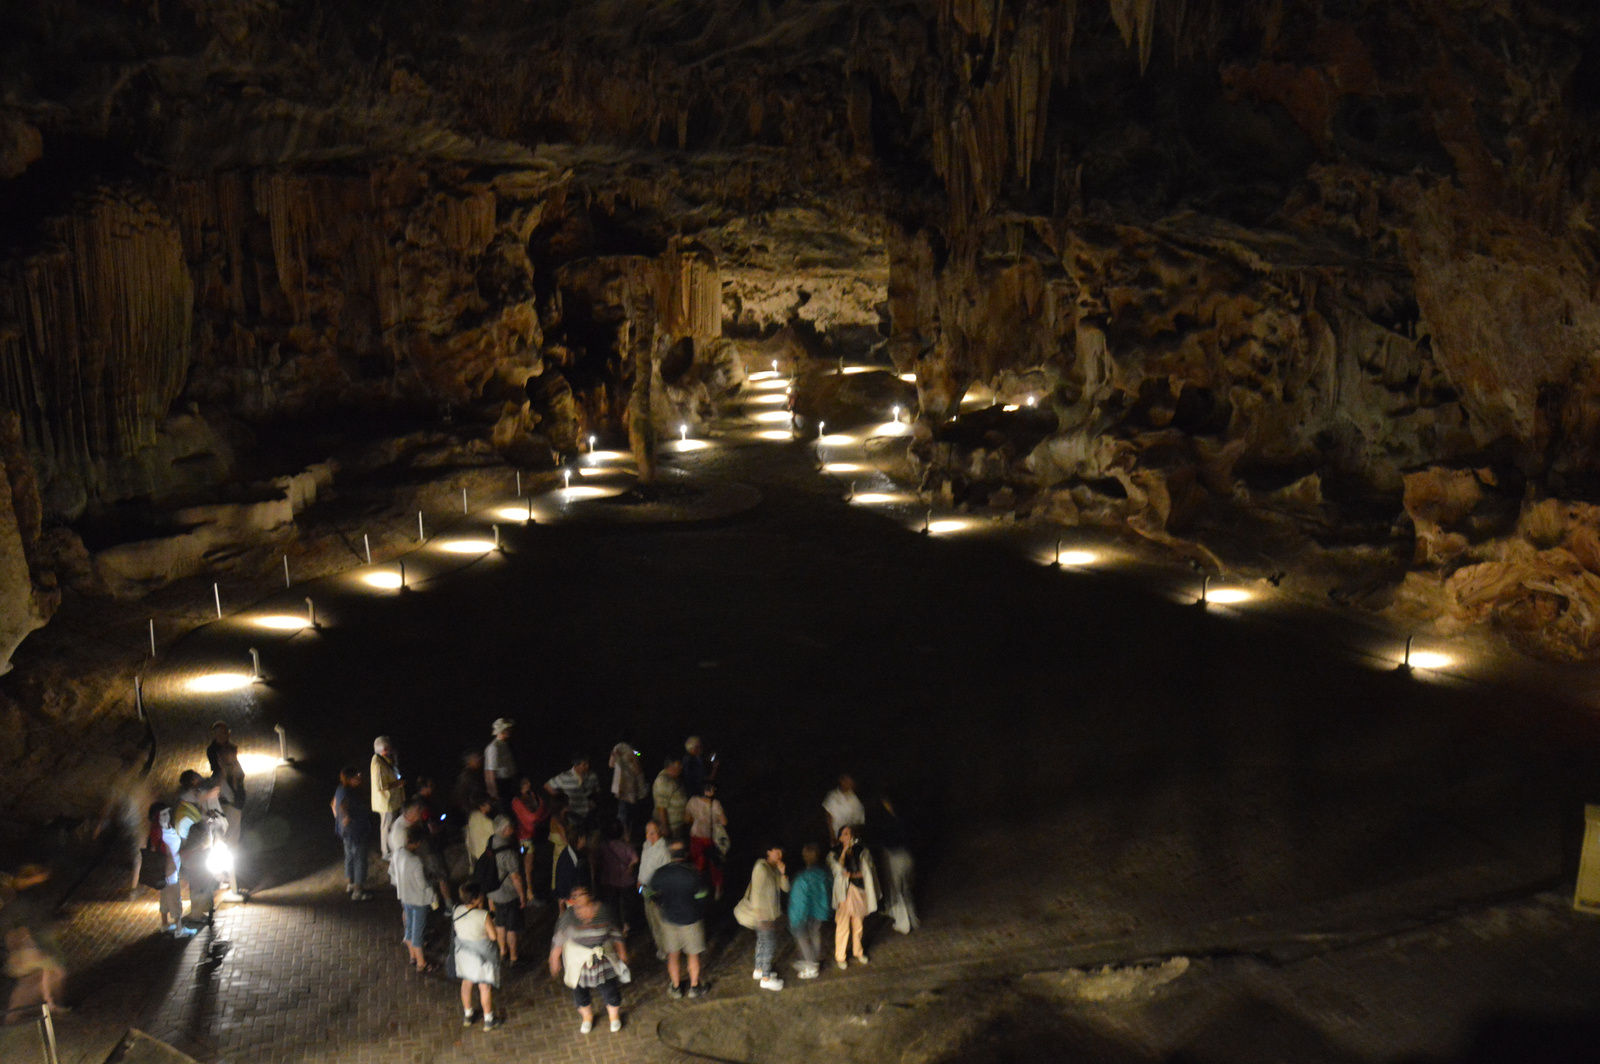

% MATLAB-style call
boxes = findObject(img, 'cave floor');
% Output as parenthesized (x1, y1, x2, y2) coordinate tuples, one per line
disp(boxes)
(24, 415, 1600, 1064)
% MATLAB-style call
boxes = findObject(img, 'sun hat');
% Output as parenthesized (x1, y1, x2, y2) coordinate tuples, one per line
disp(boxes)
(491, 717, 515, 734)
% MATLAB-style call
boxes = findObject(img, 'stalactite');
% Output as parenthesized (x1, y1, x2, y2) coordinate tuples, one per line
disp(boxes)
(658, 248, 721, 341)
(0, 187, 191, 488)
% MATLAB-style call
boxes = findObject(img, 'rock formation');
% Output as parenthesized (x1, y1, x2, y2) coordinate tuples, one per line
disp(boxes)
(1, 0, 1600, 659)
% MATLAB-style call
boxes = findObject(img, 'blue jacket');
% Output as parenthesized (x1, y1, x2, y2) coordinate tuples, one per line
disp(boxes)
(787, 866, 831, 924)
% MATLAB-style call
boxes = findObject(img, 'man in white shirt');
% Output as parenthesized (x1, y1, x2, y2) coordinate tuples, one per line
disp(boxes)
(822, 774, 865, 842)
(484, 718, 517, 803)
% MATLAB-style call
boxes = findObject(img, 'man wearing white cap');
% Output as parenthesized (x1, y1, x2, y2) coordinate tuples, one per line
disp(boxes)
(485, 719, 517, 804)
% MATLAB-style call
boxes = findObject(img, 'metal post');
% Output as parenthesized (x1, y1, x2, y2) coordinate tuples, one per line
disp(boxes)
(134, 676, 145, 724)
(148, 618, 156, 657)
(922, 508, 932, 535)
(527, 496, 534, 522)
(462, 488, 468, 514)
(213, 583, 222, 619)
(398, 560, 407, 590)
(1403, 634, 1413, 669)
(306, 597, 317, 628)
(39, 1003, 59, 1064)
(275, 724, 287, 763)
(1054, 538, 1062, 568)
(283, 554, 291, 588)
(493, 524, 501, 550)
(417, 511, 425, 542)
(249, 647, 261, 681)
(364, 533, 372, 565)
(1200, 575, 1210, 605)
(849, 480, 856, 501)
(563, 469, 572, 490)
(516, 471, 522, 497)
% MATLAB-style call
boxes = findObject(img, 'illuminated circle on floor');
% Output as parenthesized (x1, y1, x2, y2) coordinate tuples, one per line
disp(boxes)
(747, 393, 788, 405)
(749, 378, 789, 391)
(556, 485, 626, 501)
(1057, 551, 1098, 566)
(495, 505, 537, 522)
(823, 462, 867, 474)
(899, 373, 918, 383)
(851, 493, 903, 504)
(819, 434, 857, 446)
(251, 615, 312, 630)
(749, 371, 780, 381)
(669, 439, 712, 453)
(1205, 588, 1252, 605)
(1406, 651, 1453, 670)
(755, 429, 794, 440)
(872, 421, 911, 437)
(837, 366, 876, 375)
(187, 672, 256, 693)
(435, 539, 497, 554)
(927, 519, 974, 534)
(753, 410, 795, 424)
(363, 571, 405, 589)
(586, 450, 632, 462)
(235, 752, 283, 775)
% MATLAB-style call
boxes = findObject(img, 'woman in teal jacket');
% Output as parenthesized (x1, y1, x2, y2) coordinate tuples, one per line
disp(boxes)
(786, 844, 831, 979)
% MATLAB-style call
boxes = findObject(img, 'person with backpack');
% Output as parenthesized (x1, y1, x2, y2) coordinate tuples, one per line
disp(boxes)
(174, 772, 222, 927)
(145, 803, 192, 937)
(478, 816, 528, 966)
(452, 882, 502, 1031)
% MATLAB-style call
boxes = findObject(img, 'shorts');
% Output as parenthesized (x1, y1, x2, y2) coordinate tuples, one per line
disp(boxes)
(658, 919, 705, 956)
(403, 904, 428, 948)
(492, 898, 522, 930)
(572, 978, 622, 1009)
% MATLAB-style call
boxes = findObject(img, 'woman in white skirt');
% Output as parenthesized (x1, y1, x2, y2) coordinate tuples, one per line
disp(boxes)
(453, 883, 503, 1031)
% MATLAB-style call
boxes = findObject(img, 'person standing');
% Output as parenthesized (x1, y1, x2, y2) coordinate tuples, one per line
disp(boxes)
(371, 737, 404, 861)
(146, 803, 192, 937)
(465, 794, 496, 864)
(394, 826, 437, 972)
(787, 843, 830, 979)
(741, 845, 789, 990)
(452, 882, 502, 1031)
(636, 819, 670, 959)
(594, 820, 639, 933)
(608, 742, 646, 835)
(511, 777, 551, 904)
(483, 816, 529, 966)
(647, 841, 708, 998)
(823, 774, 865, 842)
(682, 736, 716, 800)
(685, 781, 728, 899)
(206, 723, 247, 893)
(484, 719, 517, 805)
(554, 830, 593, 911)
(174, 772, 221, 927)
(0, 864, 68, 1014)
(652, 758, 689, 838)
(874, 797, 919, 935)
(549, 886, 629, 1034)
(331, 766, 372, 901)
(828, 825, 877, 969)
(546, 754, 601, 834)
(454, 749, 487, 822)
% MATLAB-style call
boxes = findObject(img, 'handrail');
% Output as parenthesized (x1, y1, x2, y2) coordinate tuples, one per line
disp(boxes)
(0, 1003, 60, 1064)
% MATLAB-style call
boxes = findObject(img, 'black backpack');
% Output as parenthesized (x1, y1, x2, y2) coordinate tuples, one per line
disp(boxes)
(475, 841, 510, 896)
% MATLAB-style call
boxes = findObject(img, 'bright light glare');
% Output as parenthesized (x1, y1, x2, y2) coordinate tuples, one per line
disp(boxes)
(236, 752, 282, 775)
(587, 450, 631, 462)
(251, 615, 311, 630)
(927, 519, 973, 534)
(749, 378, 788, 391)
(435, 539, 497, 554)
(1407, 651, 1452, 670)
(186, 672, 255, 693)
(899, 373, 918, 383)
(1205, 588, 1252, 605)
(363, 571, 404, 589)
(756, 429, 794, 440)
(1057, 551, 1098, 566)
(753, 410, 794, 424)
(872, 421, 911, 437)
(206, 842, 234, 875)
(495, 506, 535, 522)
(1002, 404, 1020, 412)
(852, 493, 903, 504)
(749, 370, 779, 381)
(819, 434, 857, 446)
(748, 393, 788, 405)
(670, 439, 712, 452)
(823, 462, 867, 474)
(838, 366, 875, 375)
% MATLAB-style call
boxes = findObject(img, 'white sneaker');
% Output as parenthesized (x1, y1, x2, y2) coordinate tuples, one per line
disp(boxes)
(799, 964, 819, 979)
(759, 976, 785, 991)
(579, 1018, 593, 1034)
(752, 968, 763, 980)
(609, 1017, 622, 1033)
